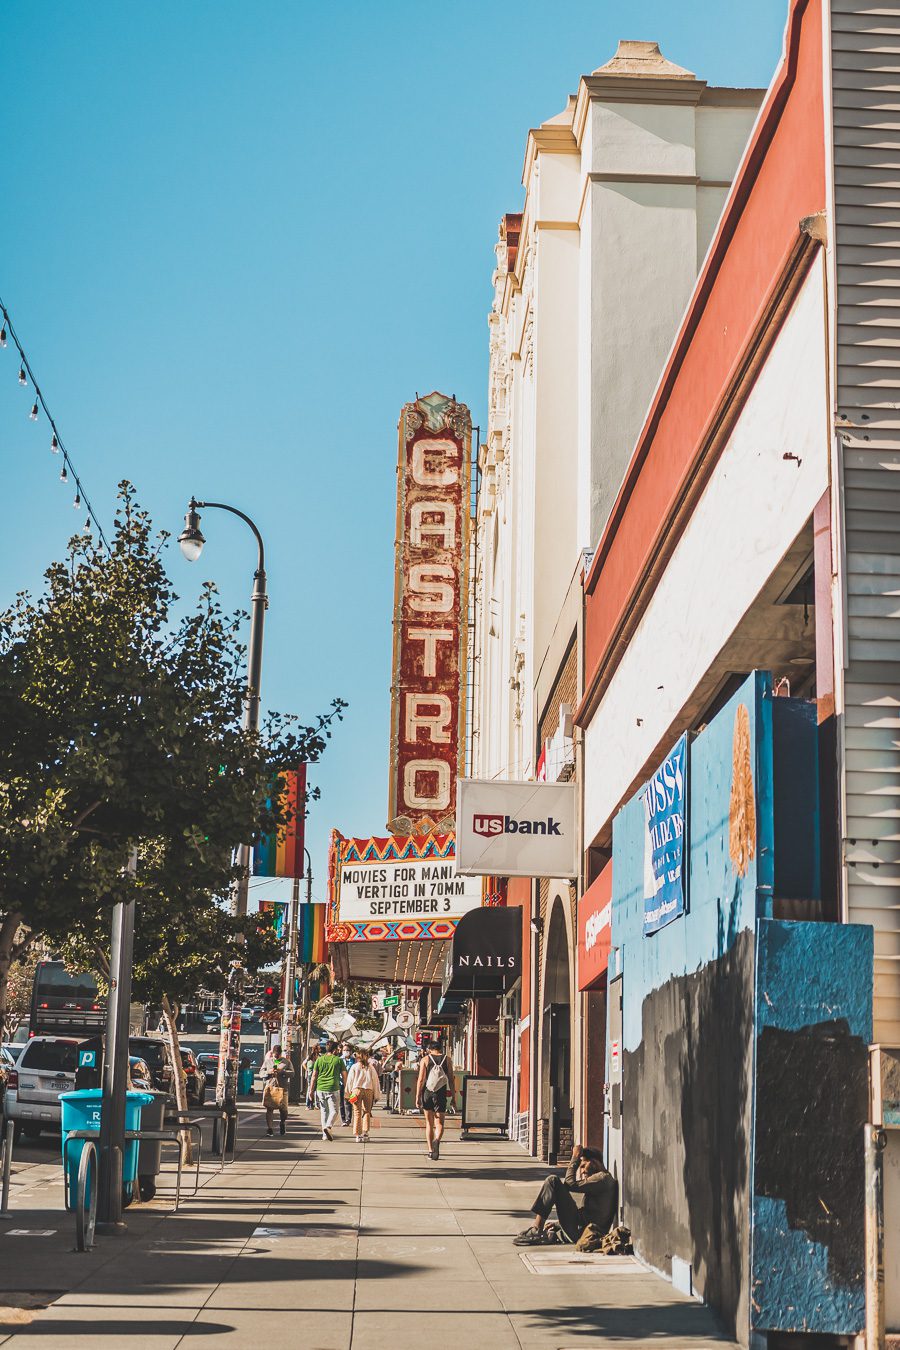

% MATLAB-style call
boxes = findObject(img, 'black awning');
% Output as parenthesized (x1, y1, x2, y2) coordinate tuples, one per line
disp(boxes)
(442, 906, 522, 999)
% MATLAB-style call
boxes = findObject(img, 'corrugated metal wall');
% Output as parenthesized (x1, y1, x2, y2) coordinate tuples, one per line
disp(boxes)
(831, 0, 900, 1043)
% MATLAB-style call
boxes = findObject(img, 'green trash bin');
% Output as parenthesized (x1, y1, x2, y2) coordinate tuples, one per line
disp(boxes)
(238, 1067, 254, 1096)
(60, 1089, 153, 1209)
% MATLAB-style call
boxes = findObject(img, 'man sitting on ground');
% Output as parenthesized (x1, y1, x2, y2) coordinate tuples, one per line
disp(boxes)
(514, 1144, 617, 1245)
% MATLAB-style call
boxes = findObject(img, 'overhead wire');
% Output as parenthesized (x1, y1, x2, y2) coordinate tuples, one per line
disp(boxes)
(0, 295, 111, 552)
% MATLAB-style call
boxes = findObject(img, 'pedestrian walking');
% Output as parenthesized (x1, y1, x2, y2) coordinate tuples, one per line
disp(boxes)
(310, 1038, 346, 1140)
(415, 1038, 455, 1160)
(513, 1145, 617, 1245)
(346, 1048, 380, 1142)
(262, 1045, 292, 1137)
(339, 1041, 356, 1126)
(303, 1047, 316, 1108)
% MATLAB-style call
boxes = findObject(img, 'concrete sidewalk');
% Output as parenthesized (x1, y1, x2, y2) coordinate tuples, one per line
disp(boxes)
(0, 1103, 739, 1348)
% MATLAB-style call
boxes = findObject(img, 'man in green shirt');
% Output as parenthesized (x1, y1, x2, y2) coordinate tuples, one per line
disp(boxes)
(310, 1039, 346, 1141)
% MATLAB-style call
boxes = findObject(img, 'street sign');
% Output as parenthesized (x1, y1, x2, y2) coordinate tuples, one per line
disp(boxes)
(383, 995, 400, 1008)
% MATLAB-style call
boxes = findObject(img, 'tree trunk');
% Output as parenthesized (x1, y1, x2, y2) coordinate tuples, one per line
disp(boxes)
(0, 912, 24, 1047)
(161, 994, 193, 1165)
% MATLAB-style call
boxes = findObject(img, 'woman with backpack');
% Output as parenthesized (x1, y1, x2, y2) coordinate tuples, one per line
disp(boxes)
(415, 1038, 455, 1160)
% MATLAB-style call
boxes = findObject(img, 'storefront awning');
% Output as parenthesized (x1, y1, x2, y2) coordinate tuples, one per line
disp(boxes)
(442, 906, 522, 1000)
(431, 989, 470, 1025)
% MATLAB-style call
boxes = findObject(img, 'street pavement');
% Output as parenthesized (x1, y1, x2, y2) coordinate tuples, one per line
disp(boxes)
(0, 1102, 740, 1349)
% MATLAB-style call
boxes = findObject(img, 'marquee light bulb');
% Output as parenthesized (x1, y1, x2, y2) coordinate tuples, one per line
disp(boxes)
(73, 489, 81, 509)
(18, 365, 26, 385)
(60, 462, 68, 484)
(0, 325, 7, 347)
(29, 400, 38, 421)
(50, 432, 59, 453)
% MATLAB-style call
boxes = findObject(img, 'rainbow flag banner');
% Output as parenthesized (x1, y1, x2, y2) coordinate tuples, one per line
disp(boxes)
(253, 766, 306, 879)
(258, 899, 288, 939)
(298, 902, 327, 965)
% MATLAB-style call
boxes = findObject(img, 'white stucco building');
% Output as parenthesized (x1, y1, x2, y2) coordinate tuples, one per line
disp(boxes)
(470, 40, 763, 1156)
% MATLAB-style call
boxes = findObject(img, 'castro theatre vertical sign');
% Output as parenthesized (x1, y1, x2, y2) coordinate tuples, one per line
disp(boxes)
(388, 391, 471, 836)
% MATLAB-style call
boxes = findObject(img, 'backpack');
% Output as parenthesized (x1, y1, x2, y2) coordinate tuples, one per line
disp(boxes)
(425, 1054, 449, 1093)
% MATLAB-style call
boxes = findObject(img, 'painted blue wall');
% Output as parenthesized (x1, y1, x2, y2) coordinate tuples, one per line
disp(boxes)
(608, 671, 874, 1338)
(612, 670, 772, 1054)
(751, 918, 873, 1334)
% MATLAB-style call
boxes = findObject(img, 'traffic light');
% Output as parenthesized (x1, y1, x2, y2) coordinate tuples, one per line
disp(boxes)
(263, 983, 279, 1012)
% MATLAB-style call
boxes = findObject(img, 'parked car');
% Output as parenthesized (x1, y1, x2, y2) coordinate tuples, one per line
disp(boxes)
(0, 1046, 16, 1121)
(2, 1043, 24, 1064)
(129, 1056, 154, 1092)
(4, 1035, 80, 1139)
(128, 1037, 206, 1107)
(181, 1049, 206, 1106)
(200, 1012, 220, 1027)
(196, 1052, 219, 1078)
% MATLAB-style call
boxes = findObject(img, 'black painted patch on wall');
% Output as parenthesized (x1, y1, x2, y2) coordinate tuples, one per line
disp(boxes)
(754, 1019, 867, 1287)
(621, 928, 754, 1338)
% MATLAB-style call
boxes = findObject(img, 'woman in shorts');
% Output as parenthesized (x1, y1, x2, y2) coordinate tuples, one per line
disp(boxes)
(416, 1039, 455, 1160)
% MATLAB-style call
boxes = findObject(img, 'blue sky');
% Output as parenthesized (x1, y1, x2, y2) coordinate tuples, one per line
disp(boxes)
(0, 0, 787, 907)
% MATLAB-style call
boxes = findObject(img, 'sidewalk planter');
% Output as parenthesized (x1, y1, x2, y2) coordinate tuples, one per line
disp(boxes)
(59, 1089, 153, 1208)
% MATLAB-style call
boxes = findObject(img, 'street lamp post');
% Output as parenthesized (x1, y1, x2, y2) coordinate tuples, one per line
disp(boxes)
(179, 497, 268, 1129)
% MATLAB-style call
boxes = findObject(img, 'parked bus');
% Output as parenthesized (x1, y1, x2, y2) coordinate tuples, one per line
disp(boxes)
(29, 960, 105, 1037)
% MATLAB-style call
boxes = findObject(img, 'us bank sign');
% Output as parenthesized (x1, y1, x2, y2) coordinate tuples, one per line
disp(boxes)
(388, 391, 471, 835)
(456, 778, 578, 879)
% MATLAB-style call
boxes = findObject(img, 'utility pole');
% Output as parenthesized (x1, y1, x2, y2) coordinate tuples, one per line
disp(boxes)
(96, 847, 137, 1233)
(282, 875, 299, 1052)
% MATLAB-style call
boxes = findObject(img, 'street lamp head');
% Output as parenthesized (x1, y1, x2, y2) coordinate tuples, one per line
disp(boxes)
(178, 498, 205, 562)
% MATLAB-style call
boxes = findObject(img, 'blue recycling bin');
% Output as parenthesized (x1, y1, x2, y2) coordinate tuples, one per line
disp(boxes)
(239, 1067, 254, 1096)
(60, 1089, 153, 1207)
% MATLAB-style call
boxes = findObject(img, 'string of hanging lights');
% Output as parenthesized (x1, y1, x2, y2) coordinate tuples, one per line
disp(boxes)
(0, 295, 110, 551)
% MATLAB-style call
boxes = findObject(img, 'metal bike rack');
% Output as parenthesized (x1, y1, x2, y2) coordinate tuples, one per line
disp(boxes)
(62, 1134, 99, 1251)
(63, 1121, 202, 1233)
(0, 1118, 14, 1215)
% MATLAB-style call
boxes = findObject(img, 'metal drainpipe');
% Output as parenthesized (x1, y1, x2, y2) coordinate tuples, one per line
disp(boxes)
(864, 1122, 887, 1350)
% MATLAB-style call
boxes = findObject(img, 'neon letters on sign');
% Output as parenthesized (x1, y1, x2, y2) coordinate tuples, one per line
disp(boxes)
(389, 393, 471, 830)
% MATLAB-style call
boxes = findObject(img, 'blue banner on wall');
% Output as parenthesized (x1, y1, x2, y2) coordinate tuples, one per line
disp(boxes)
(642, 733, 688, 934)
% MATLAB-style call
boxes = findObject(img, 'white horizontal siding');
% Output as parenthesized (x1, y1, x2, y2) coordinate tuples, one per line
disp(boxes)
(832, 0, 900, 1043)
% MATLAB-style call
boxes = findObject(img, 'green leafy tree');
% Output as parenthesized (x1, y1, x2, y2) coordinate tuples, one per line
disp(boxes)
(64, 882, 281, 1159)
(0, 484, 344, 1042)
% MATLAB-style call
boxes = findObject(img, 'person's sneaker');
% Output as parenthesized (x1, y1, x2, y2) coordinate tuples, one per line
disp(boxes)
(267, 1128, 274, 1137)
(324, 1127, 333, 1141)
(513, 1228, 544, 1246)
(362, 1133, 369, 1142)
(432, 1140, 440, 1161)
